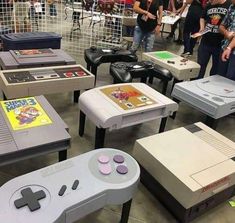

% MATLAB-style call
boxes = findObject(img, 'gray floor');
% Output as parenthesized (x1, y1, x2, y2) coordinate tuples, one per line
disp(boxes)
(1, 34, 235, 223)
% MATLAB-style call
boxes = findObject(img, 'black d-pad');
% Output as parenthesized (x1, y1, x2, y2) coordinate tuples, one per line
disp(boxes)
(14, 187, 46, 212)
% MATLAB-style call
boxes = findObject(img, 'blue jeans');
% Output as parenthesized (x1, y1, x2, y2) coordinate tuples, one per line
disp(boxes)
(197, 42, 220, 79)
(131, 25, 155, 52)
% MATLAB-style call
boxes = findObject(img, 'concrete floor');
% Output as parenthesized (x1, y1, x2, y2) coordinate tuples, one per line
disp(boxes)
(0, 11, 235, 222)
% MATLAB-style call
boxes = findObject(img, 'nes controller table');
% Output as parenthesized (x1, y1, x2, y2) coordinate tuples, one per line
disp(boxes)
(0, 64, 95, 103)
(133, 122, 235, 223)
(79, 83, 178, 149)
(142, 51, 200, 84)
(172, 75, 235, 128)
(0, 49, 76, 70)
(0, 95, 71, 166)
(0, 148, 140, 223)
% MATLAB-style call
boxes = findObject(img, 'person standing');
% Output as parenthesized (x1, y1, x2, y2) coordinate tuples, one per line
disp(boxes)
(181, 0, 206, 56)
(221, 36, 235, 80)
(218, 0, 235, 78)
(196, 0, 230, 79)
(131, 0, 163, 52)
(167, 0, 184, 41)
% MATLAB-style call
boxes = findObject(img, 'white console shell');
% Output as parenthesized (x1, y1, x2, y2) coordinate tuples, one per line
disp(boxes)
(0, 65, 95, 99)
(142, 51, 200, 80)
(172, 75, 235, 119)
(79, 83, 178, 130)
(133, 122, 235, 209)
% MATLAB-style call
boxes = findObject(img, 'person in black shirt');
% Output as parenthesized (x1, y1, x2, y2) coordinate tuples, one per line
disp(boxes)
(196, 0, 230, 79)
(181, 0, 206, 56)
(131, 0, 163, 52)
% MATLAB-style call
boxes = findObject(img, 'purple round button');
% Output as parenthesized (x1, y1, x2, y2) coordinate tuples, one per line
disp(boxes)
(98, 155, 110, 164)
(99, 164, 112, 175)
(113, 155, 125, 164)
(116, 165, 128, 175)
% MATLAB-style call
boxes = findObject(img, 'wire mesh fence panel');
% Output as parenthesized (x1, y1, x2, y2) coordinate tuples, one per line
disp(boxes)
(0, 0, 133, 56)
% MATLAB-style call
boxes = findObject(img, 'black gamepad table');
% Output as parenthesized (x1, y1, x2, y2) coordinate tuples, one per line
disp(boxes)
(110, 61, 173, 95)
(84, 46, 138, 83)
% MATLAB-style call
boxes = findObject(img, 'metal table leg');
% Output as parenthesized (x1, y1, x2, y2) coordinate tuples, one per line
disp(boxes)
(79, 111, 86, 137)
(120, 199, 132, 223)
(159, 117, 167, 133)
(73, 90, 80, 103)
(95, 127, 106, 149)
(58, 149, 67, 162)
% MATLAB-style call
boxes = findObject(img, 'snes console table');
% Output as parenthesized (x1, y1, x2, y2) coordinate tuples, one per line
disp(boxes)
(0, 148, 140, 223)
(172, 75, 235, 128)
(0, 64, 95, 103)
(133, 122, 235, 223)
(0, 95, 71, 166)
(0, 49, 76, 70)
(142, 51, 200, 83)
(79, 83, 178, 149)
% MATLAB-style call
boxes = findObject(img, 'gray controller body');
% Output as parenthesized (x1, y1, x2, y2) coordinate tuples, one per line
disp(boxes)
(0, 148, 140, 223)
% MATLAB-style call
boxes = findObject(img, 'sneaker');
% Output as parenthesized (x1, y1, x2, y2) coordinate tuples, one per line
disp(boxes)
(180, 52, 187, 57)
(181, 52, 192, 57)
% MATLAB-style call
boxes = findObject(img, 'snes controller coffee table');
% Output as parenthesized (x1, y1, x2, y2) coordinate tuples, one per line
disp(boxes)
(0, 64, 95, 103)
(79, 83, 178, 149)
(0, 49, 76, 70)
(172, 75, 235, 128)
(142, 51, 200, 83)
(0, 148, 140, 223)
(133, 122, 235, 223)
(0, 95, 71, 166)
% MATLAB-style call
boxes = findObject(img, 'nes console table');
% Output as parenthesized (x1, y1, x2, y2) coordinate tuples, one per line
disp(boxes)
(171, 75, 235, 128)
(0, 95, 71, 166)
(0, 49, 76, 70)
(79, 83, 178, 149)
(133, 122, 235, 223)
(0, 64, 95, 103)
(142, 51, 200, 83)
(0, 148, 140, 223)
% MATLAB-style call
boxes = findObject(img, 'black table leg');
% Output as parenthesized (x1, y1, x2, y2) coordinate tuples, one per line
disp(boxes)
(73, 90, 80, 103)
(58, 150, 67, 162)
(120, 199, 132, 223)
(205, 115, 218, 129)
(140, 76, 147, 83)
(95, 127, 106, 149)
(87, 63, 91, 71)
(161, 81, 168, 95)
(3, 92, 7, 100)
(148, 76, 154, 84)
(79, 111, 86, 136)
(171, 78, 181, 94)
(159, 117, 167, 133)
(91, 66, 98, 77)
(170, 97, 180, 120)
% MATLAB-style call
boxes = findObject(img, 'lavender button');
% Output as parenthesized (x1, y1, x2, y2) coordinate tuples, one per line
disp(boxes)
(116, 165, 128, 175)
(98, 155, 110, 164)
(113, 155, 124, 164)
(99, 164, 112, 175)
